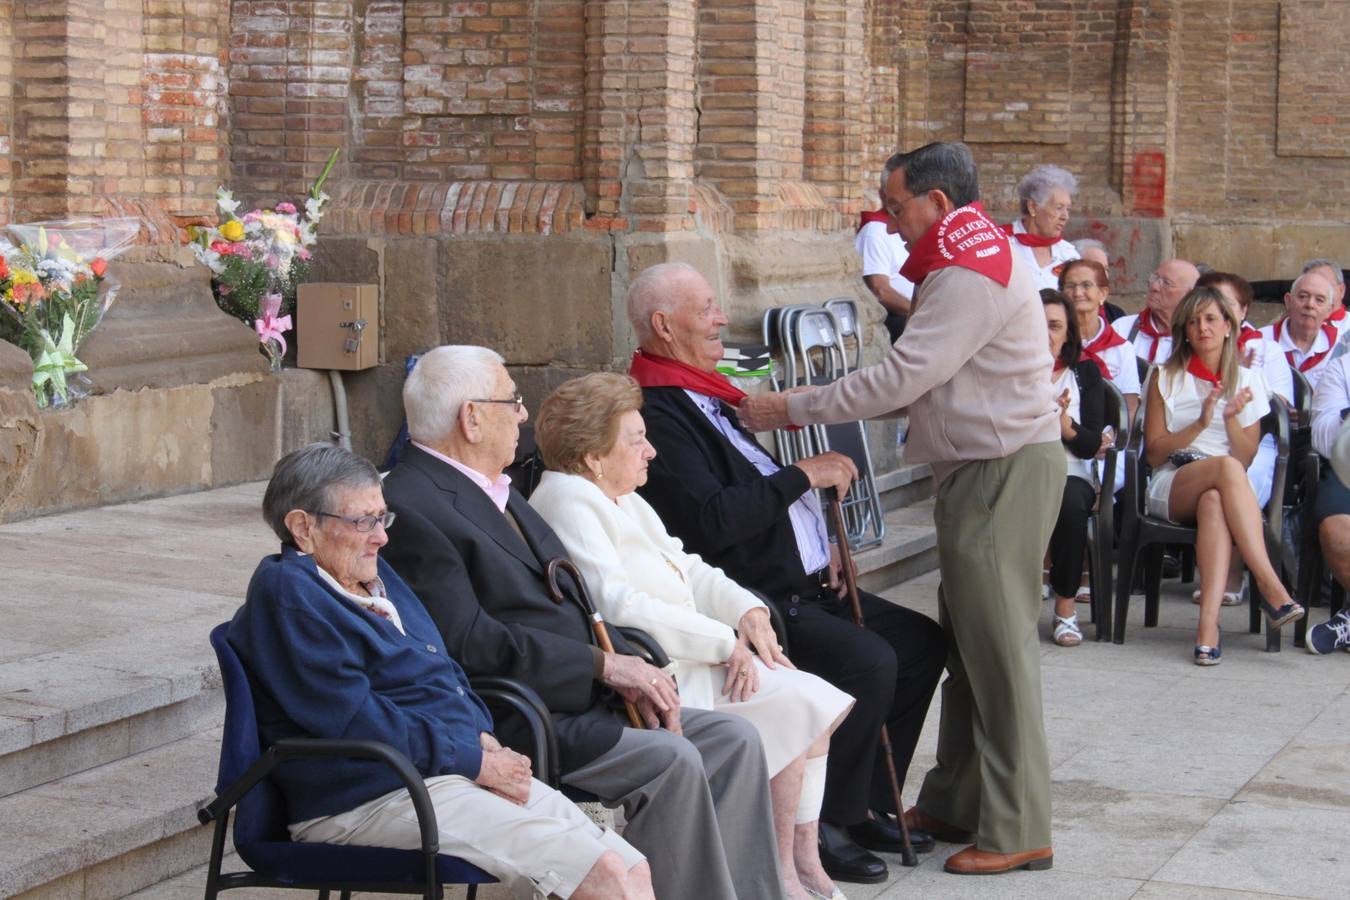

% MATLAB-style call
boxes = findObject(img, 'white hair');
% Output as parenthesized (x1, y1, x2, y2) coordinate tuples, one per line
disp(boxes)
(1290, 270, 1333, 300)
(403, 345, 505, 445)
(626, 261, 699, 345)
(1073, 237, 1107, 257)
(1302, 258, 1344, 287)
(1017, 164, 1078, 215)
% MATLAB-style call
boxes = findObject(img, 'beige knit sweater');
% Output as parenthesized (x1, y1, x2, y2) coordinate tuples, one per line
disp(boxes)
(787, 260, 1060, 484)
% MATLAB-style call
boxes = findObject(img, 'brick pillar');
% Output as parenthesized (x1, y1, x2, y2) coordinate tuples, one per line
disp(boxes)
(582, 0, 698, 232)
(230, 0, 354, 200)
(1110, 0, 1175, 217)
(697, 0, 809, 231)
(0, 3, 12, 224)
(803, 0, 864, 216)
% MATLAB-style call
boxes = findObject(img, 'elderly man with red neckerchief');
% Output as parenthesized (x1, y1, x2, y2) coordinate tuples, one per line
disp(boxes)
(1111, 258, 1201, 366)
(1260, 270, 1340, 390)
(738, 142, 1065, 877)
(1301, 258, 1350, 341)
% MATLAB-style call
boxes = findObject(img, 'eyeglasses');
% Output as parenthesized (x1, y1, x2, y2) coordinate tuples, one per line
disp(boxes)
(470, 393, 525, 412)
(1148, 273, 1178, 290)
(1062, 280, 1102, 294)
(884, 191, 929, 217)
(313, 510, 396, 532)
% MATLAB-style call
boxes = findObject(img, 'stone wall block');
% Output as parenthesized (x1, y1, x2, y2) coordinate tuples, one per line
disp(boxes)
(209, 376, 283, 488)
(437, 234, 614, 366)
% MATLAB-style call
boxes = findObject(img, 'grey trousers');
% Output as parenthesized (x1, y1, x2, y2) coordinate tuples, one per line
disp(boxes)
(563, 708, 782, 900)
(916, 441, 1064, 854)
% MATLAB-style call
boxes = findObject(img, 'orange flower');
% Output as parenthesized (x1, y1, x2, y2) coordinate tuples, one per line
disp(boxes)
(90, 257, 108, 278)
(0, 255, 8, 280)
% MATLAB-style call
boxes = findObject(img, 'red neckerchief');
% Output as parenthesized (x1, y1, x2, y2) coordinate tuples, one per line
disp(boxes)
(1081, 314, 1127, 373)
(1136, 311, 1168, 362)
(857, 209, 890, 234)
(1330, 306, 1346, 324)
(629, 350, 747, 406)
(1000, 221, 1060, 248)
(1272, 318, 1338, 372)
(1238, 323, 1262, 350)
(899, 202, 1012, 288)
(1053, 358, 1069, 376)
(1186, 353, 1222, 386)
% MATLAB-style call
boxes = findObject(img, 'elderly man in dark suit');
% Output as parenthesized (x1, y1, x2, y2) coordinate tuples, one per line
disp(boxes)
(380, 344, 783, 900)
(625, 262, 947, 884)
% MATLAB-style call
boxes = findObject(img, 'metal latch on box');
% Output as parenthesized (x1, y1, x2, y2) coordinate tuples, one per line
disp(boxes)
(338, 319, 367, 354)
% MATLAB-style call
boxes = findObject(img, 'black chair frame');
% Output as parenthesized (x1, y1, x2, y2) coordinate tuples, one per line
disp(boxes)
(1113, 371, 1291, 649)
(1084, 379, 1128, 641)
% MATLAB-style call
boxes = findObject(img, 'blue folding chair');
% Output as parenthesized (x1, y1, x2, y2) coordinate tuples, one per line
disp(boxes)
(199, 623, 497, 899)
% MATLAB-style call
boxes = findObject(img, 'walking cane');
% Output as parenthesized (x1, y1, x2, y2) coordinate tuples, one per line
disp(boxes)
(545, 557, 645, 730)
(828, 490, 918, 867)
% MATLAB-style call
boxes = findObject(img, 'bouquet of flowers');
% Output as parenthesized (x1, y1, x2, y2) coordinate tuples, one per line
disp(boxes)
(0, 218, 141, 408)
(190, 149, 338, 370)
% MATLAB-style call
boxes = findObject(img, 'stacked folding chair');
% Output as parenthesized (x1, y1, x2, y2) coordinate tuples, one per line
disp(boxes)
(760, 298, 886, 550)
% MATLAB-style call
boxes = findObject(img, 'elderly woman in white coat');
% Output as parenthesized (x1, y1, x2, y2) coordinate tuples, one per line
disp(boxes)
(529, 372, 854, 900)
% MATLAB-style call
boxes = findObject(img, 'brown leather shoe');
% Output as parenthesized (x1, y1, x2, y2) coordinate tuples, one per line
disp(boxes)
(943, 844, 1053, 875)
(902, 806, 974, 844)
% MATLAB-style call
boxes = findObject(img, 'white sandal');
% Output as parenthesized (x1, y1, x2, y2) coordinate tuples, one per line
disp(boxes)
(1075, 585, 1093, 604)
(1053, 613, 1083, 647)
(1191, 589, 1242, 606)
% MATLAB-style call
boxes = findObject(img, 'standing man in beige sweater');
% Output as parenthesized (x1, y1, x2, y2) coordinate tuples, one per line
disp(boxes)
(738, 141, 1065, 876)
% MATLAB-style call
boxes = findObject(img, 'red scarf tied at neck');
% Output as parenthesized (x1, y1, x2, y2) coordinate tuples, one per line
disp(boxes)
(1272, 318, 1339, 373)
(1237, 323, 1262, 350)
(857, 209, 890, 234)
(899, 202, 1012, 288)
(629, 349, 747, 405)
(1135, 310, 1169, 362)
(999, 221, 1060, 248)
(1186, 353, 1223, 386)
(1080, 312, 1127, 377)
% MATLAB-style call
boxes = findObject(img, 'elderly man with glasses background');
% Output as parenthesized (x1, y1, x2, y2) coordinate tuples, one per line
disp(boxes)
(1112, 258, 1202, 365)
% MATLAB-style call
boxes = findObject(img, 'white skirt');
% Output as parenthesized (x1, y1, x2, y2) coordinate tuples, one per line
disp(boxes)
(1145, 463, 1180, 522)
(708, 659, 853, 776)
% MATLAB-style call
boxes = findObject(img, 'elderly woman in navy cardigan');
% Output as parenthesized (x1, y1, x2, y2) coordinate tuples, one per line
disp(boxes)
(227, 443, 653, 900)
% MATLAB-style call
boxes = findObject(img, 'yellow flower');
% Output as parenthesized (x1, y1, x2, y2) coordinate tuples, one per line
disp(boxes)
(219, 220, 245, 242)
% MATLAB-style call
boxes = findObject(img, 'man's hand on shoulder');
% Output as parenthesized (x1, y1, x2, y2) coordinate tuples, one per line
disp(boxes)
(793, 451, 858, 499)
(737, 389, 799, 433)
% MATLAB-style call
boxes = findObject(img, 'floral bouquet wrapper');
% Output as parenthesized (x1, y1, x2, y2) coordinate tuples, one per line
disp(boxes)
(0, 218, 140, 408)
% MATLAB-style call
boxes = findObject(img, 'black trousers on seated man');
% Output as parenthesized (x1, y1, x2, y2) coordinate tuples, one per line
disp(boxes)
(636, 386, 946, 866)
(780, 575, 945, 824)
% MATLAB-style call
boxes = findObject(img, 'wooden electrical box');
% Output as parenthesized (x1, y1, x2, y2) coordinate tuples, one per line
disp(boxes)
(297, 283, 379, 371)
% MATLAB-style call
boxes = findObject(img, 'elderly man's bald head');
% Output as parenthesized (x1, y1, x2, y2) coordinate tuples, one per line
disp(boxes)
(1146, 258, 1200, 326)
(625, 262, 728, 372)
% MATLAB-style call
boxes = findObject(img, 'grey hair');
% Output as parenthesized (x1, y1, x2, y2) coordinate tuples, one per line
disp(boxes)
(262, 442, 381, 544)
(1302, 258, 1344, 287)
(1073, 238, 1107, 257)
(1016, 164, 1078, 215)
(883, 142, 980, 208)
(627, 261, 699, 345)
(1290, 270, 1334, 299)
(403, 345, 505, 445)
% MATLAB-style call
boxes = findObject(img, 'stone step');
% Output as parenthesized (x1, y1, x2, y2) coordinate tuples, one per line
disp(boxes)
(873, 459, 933, 512)
(1, 731, 220, 900)
(854, 499, 939, 595)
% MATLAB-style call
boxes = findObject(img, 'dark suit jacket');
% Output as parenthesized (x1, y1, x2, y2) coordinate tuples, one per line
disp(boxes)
(637, 386, 817, 603)
(380, 444, 633, 772)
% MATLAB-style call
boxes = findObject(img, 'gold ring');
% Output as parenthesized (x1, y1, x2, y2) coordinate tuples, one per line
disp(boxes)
(740, 667, 750, 676)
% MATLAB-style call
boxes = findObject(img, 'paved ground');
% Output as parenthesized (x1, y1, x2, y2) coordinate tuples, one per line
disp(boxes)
(5, 484, 1346, 899)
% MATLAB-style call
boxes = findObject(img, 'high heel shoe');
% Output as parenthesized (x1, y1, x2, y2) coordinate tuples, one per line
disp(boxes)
(1261, 600, 1305, 629)
(1194, 627, 1222, 666)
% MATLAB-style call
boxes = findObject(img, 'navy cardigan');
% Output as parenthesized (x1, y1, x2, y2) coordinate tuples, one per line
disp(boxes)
(228, 546, 493, 824)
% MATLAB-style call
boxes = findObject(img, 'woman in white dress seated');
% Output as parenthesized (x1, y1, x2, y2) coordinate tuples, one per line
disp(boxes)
(530, 372, 854, 900)
(1143, 286, 1305, 665)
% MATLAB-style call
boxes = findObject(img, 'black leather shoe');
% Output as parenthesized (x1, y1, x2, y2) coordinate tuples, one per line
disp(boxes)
(847, 813, 935, 854)
(818, 821, 888, 884)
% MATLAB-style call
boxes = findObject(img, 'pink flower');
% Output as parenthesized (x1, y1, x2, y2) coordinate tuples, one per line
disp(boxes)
(276, 202, 297, 214)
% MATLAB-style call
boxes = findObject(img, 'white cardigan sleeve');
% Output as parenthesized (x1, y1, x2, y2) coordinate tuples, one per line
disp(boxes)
(626, 494, 766, 630)
(530, 476, 737, 666)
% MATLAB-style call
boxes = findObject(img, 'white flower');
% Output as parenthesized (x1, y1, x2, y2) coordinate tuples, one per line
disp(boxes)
(216, 188, 241, 217)
(298, 221, 317, 246)
(304, 193, 327, 223)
